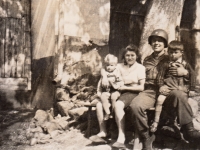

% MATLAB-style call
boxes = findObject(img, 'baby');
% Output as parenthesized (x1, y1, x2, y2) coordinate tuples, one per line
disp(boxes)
(97, 54, 123, 120)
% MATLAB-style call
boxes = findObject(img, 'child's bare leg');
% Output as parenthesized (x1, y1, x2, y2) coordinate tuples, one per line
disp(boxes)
(150, 95, 166, 132)
(101, 92, 111, 120)
(111, 91, 120, 110)
(110, 91, 120, 119)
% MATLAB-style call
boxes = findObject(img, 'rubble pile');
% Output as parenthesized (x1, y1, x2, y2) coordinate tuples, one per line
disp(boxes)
(26, 109, 69, 145)
(26, 44, 103, 146)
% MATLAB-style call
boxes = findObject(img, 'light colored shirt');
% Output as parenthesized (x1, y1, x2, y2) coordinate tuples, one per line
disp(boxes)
(97, 62, 145, 95)
(117, 62, 146, 86)
(97, 67, 123, 95)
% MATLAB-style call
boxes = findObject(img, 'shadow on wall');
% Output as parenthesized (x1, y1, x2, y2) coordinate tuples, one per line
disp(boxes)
(180, 0, 196, 68)
(30, 56, 55, 110)
(0, 92, 12, 110)
(109, 0, 150, 59)
(0, 90, 31, 110)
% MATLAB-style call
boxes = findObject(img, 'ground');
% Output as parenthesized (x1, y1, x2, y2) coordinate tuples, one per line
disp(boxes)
(0, 109, 133, 150)
(1, 108, 199, 150)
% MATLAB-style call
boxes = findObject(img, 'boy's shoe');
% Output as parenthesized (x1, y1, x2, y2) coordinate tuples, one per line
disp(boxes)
(104, 114, 110, 120)
(109, 114, 113, 119)
(150, 122, 158, 132)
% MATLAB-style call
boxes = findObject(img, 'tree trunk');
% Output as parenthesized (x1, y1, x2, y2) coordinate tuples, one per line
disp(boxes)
(192, 0, 200, 90)
(138, 0, 185, 61)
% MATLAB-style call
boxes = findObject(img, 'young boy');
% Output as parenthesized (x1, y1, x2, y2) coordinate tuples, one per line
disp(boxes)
(150, 40, 196, 132)
(97, 54, 123, 120)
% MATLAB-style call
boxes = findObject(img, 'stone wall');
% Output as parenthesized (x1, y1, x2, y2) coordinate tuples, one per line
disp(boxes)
(31, 0, 109, 110)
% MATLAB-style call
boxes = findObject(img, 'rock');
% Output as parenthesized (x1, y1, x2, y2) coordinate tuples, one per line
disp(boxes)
(33, 132, 40, 139)
(40, 134, 51, 140)
(29, 118, 36, 128)
(77, 92, 89, 100)
(71, 95, 78, 102)
(49, 130, 60, 139)
(30, 138, 37, 146)
(34, 110, 49, 126)
(57, 101, 74, 116)
(42, 121, 62, 134)
(26, 131, 34, 140)
(188, 98, 198, 117)
(37, 139, 50, 144)
(29, 126, 43, 133)
(68, 107, 88, 120)
(56, 88, 70, 101)
(57, 119, 69, 130)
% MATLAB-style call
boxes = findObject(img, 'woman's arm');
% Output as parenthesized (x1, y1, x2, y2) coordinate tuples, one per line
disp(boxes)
(118, 78, 145, 92)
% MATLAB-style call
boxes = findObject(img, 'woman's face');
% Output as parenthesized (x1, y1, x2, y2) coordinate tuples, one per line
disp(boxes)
(124, 51, 137, 65)
(151, 36, 165, 53)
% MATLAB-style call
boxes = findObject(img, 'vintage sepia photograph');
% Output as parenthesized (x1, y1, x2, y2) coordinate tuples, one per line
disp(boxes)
(0, 0, 200, 149)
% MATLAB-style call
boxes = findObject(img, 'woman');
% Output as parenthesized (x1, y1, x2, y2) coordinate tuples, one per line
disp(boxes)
(90, 44, 146, 149)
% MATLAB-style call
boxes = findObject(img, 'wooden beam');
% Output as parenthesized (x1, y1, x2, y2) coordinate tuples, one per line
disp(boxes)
(0, 77, 28, 90)
(0, 18, 5, 77)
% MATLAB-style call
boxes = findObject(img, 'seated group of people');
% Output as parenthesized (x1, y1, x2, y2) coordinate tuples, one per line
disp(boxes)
(90, 29, 200, 150)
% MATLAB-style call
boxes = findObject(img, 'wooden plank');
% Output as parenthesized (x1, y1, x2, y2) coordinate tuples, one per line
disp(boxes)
(15, 18, 21, 77)
(20, 17, 25, 77)
(0, 18, 6, 77)
(0, 77, 27, 85)
(24, 0, 31, 15)
(25, 31, 31, 48)
(10, 18, 17, 77)
(22, 3, 31, 90)
(0, 0, 7, 18)
(0, 85, 27, 90)
(24, 0, 31, 31)
(4, 18, 12, 77)
(11, 0, 21, 18)
(16, 18, 25, 78)
(24, 47, 31, 90)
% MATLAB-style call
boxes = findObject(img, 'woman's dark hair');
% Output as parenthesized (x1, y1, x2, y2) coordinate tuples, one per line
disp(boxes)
(121, 44, 141, 64)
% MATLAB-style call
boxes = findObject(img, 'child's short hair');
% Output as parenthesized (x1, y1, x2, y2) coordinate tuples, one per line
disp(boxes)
(104, 54, 118, 64)
(168, 40, 184, 51)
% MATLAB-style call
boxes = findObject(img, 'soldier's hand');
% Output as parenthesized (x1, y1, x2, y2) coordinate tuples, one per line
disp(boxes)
(169, 63, 188, 76)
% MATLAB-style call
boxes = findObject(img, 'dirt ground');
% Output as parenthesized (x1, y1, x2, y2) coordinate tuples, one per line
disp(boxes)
(2, 108, 199, 150)
(0, 109, 134, 150)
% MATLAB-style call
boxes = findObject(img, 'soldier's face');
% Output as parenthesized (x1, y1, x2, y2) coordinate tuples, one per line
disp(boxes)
(151, 36, 165, 53)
